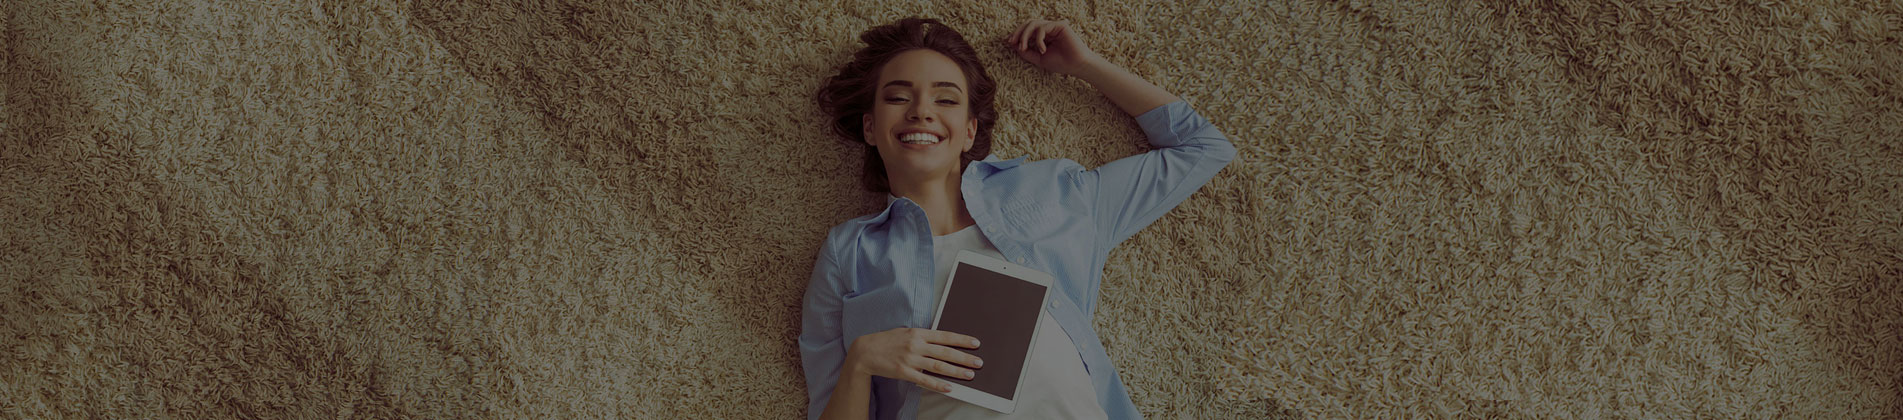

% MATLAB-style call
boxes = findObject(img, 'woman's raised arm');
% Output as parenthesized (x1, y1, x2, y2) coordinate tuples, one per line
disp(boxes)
(1010, 19, 1237, 260)
(1007, 19, 1179, 117)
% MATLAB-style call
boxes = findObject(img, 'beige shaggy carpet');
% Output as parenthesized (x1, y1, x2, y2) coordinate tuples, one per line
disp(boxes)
(4, 0, 1900, 418)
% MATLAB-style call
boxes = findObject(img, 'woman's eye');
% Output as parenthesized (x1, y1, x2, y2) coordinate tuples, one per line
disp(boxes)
(936, 99, 959, 105)
(884, 97, 909, 103)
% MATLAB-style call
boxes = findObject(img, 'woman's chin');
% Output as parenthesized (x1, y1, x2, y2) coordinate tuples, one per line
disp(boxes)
(886, 155, 961, 180)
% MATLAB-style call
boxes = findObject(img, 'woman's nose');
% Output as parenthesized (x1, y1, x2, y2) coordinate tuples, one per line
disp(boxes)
(907, 104, 934, 122)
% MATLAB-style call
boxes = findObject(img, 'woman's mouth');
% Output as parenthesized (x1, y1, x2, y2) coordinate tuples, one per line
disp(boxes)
(898, 132, 943, 145)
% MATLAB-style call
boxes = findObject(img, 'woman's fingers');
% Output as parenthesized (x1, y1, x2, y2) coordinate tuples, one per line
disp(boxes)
(926, 329, 981, 349)
(1014, 21, 1034, 51)
(1032, 22, 1052, 54)
(927, 344, 984, 369)
(906, 367, 954, 393)
(1013, 19, 1067, 53)
(921, 357, 976, 381)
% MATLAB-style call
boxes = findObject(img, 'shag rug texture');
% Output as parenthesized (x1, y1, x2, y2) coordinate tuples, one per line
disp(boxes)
(4, 0, 1900, 418)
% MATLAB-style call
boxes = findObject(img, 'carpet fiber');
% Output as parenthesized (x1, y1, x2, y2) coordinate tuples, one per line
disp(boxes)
(4, 0, 1899, 418)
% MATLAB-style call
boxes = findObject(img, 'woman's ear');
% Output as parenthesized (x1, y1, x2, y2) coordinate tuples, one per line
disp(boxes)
(962, 119, 977, 153)
(862, 114, 876, 147)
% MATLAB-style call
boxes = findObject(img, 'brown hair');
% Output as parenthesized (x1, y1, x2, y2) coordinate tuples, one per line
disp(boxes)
(816, 17, 999, 193)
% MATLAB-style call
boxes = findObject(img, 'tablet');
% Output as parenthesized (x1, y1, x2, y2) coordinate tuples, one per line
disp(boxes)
(926, 250, 1054, 414)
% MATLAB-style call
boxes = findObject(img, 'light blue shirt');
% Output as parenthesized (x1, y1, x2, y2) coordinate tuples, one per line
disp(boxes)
(801, 101, 1237, 420)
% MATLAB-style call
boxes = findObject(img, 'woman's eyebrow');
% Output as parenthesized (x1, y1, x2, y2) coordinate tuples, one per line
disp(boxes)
(880, 80, 963, 92)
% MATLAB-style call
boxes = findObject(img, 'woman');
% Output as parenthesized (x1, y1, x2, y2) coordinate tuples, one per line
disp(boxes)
(802, 17, 1235, 420)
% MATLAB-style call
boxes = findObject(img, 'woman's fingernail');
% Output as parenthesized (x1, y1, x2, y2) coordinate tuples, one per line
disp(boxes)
(976, 359, 984, 368)
(972, 339, 981, 347)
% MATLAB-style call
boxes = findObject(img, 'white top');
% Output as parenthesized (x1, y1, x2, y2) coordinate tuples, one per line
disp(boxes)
(918, 225, 1108, 419)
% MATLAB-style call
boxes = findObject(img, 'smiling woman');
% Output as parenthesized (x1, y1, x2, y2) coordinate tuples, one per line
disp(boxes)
(816, 18, 999, 196)
(802, 16, 1237, 420)
(863, 51, 981, 210)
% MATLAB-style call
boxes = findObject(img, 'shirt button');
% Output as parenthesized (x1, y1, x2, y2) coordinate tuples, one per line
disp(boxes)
(1016, 257, 1025, 264)
(1052, 300, 1061, 309)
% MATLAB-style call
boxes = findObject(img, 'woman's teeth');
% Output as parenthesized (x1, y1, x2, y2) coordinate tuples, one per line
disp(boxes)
(899, 132, 942, 145)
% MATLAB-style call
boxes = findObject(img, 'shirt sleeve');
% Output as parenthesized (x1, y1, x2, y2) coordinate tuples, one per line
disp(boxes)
(1077, 100, 1238, 255)
(799, 247, 850, 420)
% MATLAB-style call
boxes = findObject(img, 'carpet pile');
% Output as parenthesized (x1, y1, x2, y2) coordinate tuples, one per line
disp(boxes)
(3, 0, 1898, 418)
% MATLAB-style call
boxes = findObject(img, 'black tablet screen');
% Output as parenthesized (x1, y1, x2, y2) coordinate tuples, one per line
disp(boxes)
(929, 261, 1048, 399)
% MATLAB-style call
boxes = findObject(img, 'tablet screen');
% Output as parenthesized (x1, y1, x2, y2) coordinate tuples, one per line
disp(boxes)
(928, 261, 1048, 399)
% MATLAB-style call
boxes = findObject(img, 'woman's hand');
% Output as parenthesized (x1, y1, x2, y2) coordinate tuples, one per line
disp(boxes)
(1008, 19, 1180, 117)
(847, 327, 985, 393)
(1007, 19, 1105, 78)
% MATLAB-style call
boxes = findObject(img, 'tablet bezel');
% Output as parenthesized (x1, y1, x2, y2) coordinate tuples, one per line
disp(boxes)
(926, 250, 1055, 414)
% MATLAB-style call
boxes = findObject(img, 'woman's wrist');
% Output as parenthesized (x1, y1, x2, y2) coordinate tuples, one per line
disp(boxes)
(842, 343, 869, 379)
(823, 345, 873, 420)
(1074, 54, 1179, 117)
(1071, 53, 1116, 83)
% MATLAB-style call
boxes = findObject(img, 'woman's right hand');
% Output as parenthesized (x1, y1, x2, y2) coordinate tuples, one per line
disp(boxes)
(847, 327, 985, 393)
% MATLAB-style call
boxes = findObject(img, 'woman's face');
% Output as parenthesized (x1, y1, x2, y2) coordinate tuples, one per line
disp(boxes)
(864, 49, 977, 185)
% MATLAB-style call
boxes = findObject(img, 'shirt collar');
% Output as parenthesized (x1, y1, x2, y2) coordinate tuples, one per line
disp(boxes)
(972, 154, 1028, 171)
